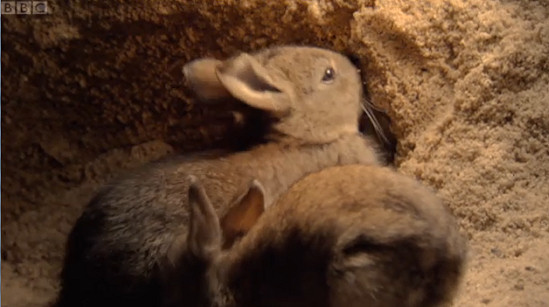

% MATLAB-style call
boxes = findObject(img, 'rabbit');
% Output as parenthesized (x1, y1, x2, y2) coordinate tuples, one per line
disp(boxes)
(169, 164, 467, 307)
(56, 46, 382, 307)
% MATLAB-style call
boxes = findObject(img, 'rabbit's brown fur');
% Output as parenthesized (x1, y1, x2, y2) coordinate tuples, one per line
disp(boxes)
(178, 165, 467, 307)
(57, 46, 380, 307)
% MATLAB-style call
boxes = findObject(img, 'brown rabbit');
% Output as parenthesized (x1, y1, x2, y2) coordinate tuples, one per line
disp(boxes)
(170, 165, 467, 307)
(56, 46, 381, 307)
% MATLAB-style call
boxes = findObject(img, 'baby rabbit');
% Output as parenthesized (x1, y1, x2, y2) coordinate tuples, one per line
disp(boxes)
(171, 165, 467, 307)
(56, 46, 381, 307)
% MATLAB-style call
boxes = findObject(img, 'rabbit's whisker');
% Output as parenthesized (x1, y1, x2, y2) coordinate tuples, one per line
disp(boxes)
(361, 99, 391, 146)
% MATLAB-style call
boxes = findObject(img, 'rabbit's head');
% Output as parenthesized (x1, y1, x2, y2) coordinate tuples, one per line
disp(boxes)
(184, 46, 364, 144)
(214, 166, 466, 307)
(159, 176, 265, 307)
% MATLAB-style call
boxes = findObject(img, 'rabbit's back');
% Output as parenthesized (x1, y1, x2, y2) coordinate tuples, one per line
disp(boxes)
(281, 166, 456, 237)
(57, 156, 250, 307)
(224, 165, 467, 307)
(289, 165, 466, 306)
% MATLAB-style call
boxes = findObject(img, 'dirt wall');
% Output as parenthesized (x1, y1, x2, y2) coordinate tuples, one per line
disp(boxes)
(1, 1, 548, 306)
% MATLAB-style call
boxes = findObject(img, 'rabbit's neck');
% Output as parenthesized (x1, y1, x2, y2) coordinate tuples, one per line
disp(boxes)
(205, 257, 236, 307)
(266, 124, 358, 146)
(246, 133, 379, 208)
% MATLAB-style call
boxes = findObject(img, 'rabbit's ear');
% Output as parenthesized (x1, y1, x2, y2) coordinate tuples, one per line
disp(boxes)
(220, 180, 266, 248)
(187, 175, 222, 259)
(183, 58, 232, 101)
(216, 54, 291, 115)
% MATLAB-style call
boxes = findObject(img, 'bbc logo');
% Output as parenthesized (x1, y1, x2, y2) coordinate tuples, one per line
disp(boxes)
(1, 1, 48, 14)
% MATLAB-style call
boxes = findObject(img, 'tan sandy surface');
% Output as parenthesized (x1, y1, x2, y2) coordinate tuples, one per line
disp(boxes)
(2, 1, 548, 306)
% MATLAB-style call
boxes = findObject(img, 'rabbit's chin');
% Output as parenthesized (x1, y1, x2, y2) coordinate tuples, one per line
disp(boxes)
(272, 121, 359, 145)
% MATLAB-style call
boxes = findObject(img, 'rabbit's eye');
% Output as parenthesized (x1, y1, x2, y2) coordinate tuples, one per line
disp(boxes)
(322, 67, 335, 83)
